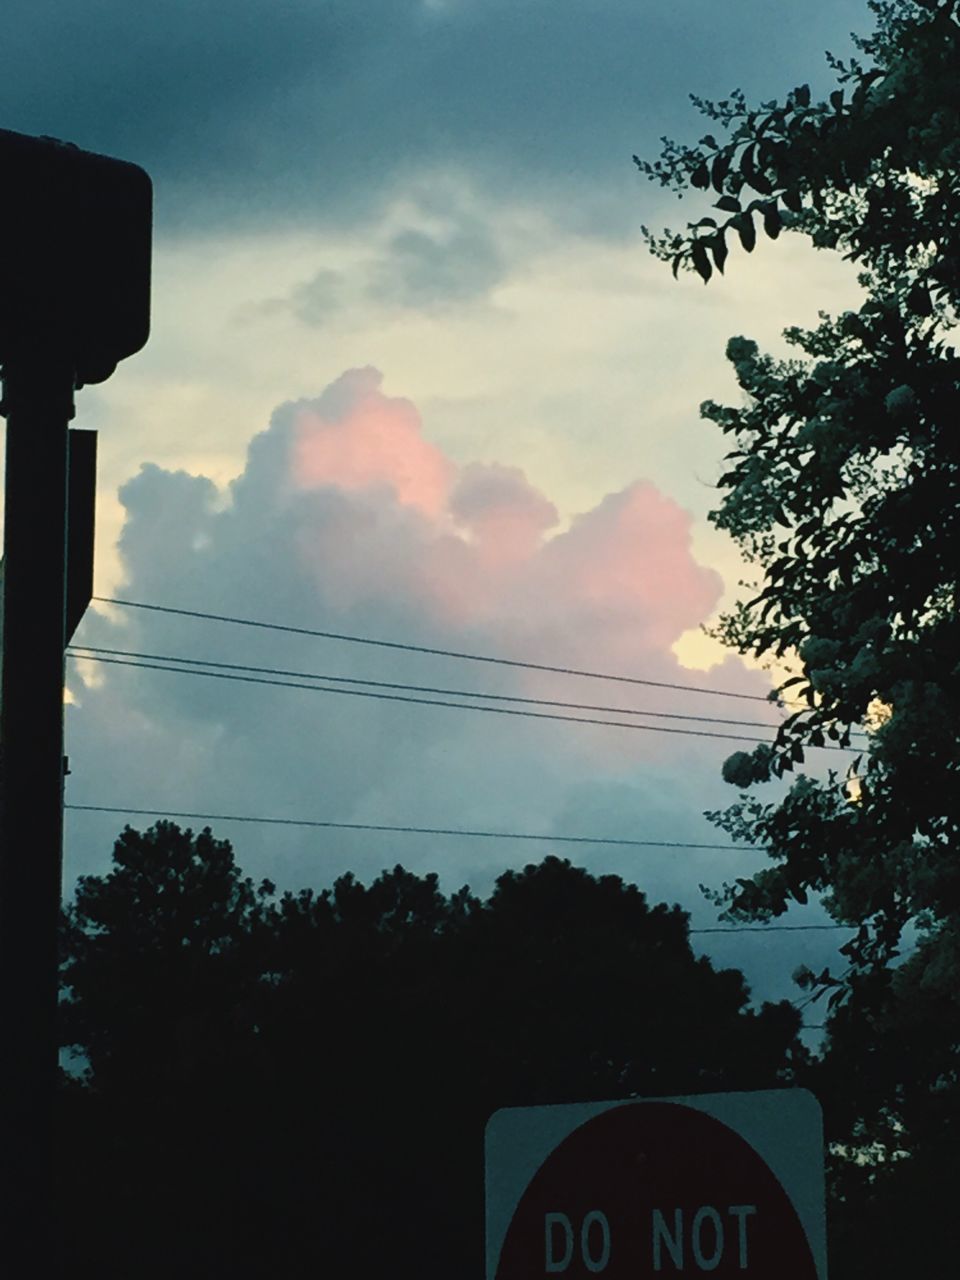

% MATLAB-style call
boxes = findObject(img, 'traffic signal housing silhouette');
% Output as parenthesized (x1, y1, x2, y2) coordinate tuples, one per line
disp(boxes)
(0, 128, 151, 385)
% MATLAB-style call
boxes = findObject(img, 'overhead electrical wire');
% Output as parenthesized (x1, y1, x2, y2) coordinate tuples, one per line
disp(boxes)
(689, 924, 848, 935)
(64, 801, 759, 850)
(87, 596, 870, 739)
(68, 644, 793, 734)
(68, 652, 828, 748)
(65, 803, 848, 938)
(91, 596, 783, 704)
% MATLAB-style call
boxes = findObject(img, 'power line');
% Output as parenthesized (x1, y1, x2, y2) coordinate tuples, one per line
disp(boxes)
(63, 803, 758, 849)
(87, 596, 869, 739)
(690, 924, 847, 934)
(65, 803, 849, 937)
(68, 644, 792, 734)
(68, 654, 788, 746)
(70, 652, 859, 752)
(91, 596, 779, 704)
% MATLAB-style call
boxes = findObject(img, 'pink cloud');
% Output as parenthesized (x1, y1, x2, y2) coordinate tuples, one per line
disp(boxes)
(451, 462, 559, 565)
(291, 367, 454, 519)
(536, 483, 723, 654)
(286, 370, 733, 700)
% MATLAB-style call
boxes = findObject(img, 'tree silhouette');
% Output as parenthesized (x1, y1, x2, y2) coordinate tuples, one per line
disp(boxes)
(634, 1, 960, 1272)
(59, 823, 805, 1277)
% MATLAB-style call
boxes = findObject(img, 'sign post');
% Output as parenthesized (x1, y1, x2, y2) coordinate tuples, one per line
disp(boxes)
(0, 128, 151, 1271)
(486, 1089, 826, 1278)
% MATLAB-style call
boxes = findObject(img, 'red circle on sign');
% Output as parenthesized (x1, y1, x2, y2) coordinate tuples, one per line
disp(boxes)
(495, 1102, 817, 1278)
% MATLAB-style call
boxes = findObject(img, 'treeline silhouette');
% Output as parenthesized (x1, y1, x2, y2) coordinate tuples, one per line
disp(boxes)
(57, 822, 805, 1277)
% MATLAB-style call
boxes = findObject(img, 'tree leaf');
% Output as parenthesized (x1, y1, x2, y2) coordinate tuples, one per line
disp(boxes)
(735, 211, 757, 252)
(778, 676, 807, 690)
(711, 150, 732, 192)
(691, 239, 713, 282)
(742, 145, 773, 195)
(763, 202, 783, 239)
(741, 145, 758, 189)
(711, 231, 728, 274)
(851, 68, 884, 109)
(715, 194, 742, 213)
(691, 161, 711, 189)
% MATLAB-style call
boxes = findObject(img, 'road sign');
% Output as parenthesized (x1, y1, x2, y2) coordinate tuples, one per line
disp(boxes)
(486, 1089, 826, 1278)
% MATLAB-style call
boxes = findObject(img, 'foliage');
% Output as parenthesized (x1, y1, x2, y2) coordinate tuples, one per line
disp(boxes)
(57, 823, 804, 1277)
(636, 0, 960, 971)
(815, 921, 960, 1275)
(635, 1, 960, 1272)
(60, 821, 274, 1089)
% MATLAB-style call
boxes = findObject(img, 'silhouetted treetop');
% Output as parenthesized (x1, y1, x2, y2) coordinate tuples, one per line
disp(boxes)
(58, 826, 806, 1277)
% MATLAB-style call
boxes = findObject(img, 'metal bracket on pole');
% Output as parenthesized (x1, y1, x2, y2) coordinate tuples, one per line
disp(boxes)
(66, 428, 97, 644)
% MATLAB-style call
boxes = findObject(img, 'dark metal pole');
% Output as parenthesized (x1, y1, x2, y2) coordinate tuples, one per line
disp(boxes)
(0, 355, 75, 1272)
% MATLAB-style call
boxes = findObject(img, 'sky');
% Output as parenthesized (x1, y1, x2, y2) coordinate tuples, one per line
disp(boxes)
(3, 0, 880, 1024)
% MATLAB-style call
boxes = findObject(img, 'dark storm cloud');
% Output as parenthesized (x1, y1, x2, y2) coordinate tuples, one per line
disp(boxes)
(5, 0, 870, 237)
(372, 219, 504, 308)
(239, 268, 346, 327)
(238, 179, 509, 320)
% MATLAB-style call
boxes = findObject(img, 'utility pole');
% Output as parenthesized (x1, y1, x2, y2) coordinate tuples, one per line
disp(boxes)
(0, 128, 151, 1271)
(0, 356, 74, 1273)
